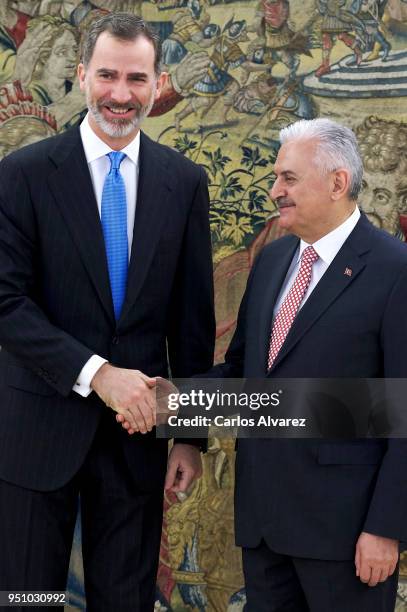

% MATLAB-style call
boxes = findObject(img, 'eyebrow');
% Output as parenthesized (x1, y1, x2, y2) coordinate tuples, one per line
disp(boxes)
(278, 170, 298, 178)
(96, 68, 148, 78)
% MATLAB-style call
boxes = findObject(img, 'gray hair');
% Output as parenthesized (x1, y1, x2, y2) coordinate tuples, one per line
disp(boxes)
(279, 118, 363, 201)
(81, 12, 162, 76)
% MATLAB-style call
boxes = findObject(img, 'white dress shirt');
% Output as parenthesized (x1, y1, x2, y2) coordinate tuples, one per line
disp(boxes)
(74, 114, 140, 397)
(273, 206, 361, 318)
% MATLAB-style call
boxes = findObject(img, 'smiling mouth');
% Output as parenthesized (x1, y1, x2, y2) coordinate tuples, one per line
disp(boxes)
(105, 107, 133, 115)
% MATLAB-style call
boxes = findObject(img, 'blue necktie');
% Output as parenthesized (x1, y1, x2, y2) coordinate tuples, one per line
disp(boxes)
(101, 151, 128, 320)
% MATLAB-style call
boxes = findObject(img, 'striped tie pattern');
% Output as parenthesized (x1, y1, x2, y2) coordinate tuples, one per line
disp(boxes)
(101, 151, 128, 320)
(267, 246, 319, 370)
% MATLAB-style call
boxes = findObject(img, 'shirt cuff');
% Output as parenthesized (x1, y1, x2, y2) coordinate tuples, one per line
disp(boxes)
(73, 355, 108, 397)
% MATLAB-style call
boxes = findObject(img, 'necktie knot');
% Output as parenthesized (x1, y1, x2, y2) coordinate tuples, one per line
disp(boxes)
(301, 245, 319, 266)
(107, 151, 126, 172)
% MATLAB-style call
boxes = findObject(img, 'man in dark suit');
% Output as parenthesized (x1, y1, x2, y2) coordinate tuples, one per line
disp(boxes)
(0, 13, 215, 611)
(209, 118, 407, 610)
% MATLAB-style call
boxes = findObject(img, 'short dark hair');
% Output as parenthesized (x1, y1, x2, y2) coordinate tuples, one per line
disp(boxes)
(81, 12, 162, 76)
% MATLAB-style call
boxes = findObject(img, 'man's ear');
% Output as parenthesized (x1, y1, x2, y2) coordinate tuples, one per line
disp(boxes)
(155, 72, 168, 100)
(331, 168, 350, 201)
(77, 63, 86, 92)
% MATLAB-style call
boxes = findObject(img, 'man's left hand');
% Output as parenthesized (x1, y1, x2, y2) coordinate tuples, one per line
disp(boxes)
(164, 444, 203, 493)
(355, 531, 399, 586)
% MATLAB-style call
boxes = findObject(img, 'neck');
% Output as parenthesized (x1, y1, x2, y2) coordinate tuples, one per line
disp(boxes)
(88, 114, 139, 151)
(301, 203, 357, 244)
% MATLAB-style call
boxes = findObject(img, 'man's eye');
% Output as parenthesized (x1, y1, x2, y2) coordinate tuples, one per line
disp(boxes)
(100, 74, 113, 79)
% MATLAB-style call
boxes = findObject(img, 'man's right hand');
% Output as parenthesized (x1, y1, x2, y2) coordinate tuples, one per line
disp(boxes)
(91, 363, 156, 434)
(116, 378, 180, 435)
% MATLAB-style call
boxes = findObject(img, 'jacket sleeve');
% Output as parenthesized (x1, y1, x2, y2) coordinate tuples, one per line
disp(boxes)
(167, 166, 216, 378)
(166, 166, 215, 451)
(363, 265, 407, 542)
(0, 154, 94, 397)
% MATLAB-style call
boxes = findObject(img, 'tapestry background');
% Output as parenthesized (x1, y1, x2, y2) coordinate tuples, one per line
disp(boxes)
(1, 0, 406, 610)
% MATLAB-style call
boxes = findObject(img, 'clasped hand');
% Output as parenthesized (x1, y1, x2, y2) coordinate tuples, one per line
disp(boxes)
(91, 363, 157, 434)
(91, 364, 179, 434)
(91, 365, 201, 493)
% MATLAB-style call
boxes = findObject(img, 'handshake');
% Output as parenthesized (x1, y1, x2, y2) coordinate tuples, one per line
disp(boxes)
(91, 363, 178, 435)
(91, 364, 202, 494)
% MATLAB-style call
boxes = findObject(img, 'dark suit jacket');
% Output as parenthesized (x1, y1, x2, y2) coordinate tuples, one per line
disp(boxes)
(0, 127, 215, 492)
(211, 215, 407, 560)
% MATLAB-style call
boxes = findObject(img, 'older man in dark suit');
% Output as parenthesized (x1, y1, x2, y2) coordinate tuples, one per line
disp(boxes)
(208, 118, 407, 611)
(0, 13, 215, 611)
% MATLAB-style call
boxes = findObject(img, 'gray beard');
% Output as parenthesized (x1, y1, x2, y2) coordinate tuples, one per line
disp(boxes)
(87, 94, 155, 139)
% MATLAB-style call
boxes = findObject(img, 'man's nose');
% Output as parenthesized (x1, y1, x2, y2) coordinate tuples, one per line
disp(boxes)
(270, 177, 284, 200)
(110, 80, 133, 104)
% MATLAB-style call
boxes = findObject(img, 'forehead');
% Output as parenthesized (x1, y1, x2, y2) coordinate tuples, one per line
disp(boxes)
(274, 139, 318, 174)
(89, 31, 156, 73)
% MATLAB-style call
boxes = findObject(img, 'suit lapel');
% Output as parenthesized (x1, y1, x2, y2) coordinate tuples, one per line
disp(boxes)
(268, 215, 373, 373)
(47, 128, 114, 322)
(119, 132, 172, 324)
(258, 236, 299, 371)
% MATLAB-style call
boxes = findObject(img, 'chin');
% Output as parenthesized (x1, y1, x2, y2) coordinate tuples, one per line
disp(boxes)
(277, 219, 292, 233)
(277, 212, 293, 229)
(97, 116, 139, 139)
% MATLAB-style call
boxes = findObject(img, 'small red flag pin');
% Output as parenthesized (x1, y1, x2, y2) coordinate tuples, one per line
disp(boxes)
(344, 267, 352, 277)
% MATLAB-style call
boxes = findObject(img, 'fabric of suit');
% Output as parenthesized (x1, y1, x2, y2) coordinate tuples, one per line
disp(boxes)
(210, 215, 407, 608)
(0, 126, 215, 608)
(242, 541, 399, 612)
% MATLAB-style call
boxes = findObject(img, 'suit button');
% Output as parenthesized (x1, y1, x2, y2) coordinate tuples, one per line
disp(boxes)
(111, 335, 119, 345)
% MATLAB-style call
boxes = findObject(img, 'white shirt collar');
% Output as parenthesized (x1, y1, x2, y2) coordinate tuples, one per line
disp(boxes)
(298, 206, 361, 265)
(79, 113, 141, 166)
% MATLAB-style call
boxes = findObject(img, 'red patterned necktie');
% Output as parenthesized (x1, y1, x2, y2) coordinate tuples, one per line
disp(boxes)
(267, 245, 319, 370)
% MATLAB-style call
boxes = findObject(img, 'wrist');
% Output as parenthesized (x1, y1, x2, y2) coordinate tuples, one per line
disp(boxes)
(91, 362, 112, 394)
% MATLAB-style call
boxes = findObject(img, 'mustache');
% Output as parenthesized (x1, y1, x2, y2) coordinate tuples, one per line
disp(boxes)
(276, 196, 295, 208)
